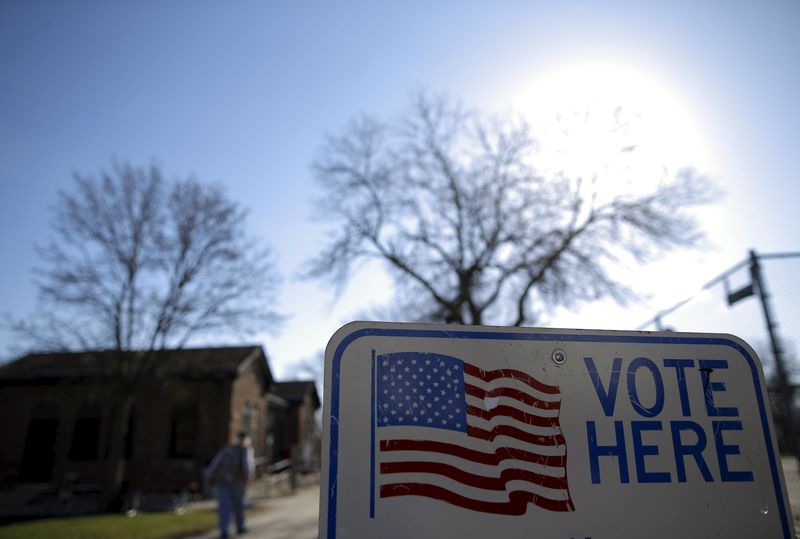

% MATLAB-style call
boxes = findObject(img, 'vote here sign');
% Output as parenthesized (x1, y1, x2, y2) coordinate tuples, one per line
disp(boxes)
(319, 322, 795, 539)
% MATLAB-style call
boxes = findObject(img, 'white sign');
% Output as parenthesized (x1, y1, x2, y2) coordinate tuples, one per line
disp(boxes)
(319, 322, 795, 538)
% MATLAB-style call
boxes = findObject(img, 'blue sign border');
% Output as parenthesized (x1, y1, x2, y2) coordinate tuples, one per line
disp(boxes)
(324, 326, 792, 538)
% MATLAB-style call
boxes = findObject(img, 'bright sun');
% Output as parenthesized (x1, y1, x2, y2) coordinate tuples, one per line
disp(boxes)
(511, 61, 711, 200)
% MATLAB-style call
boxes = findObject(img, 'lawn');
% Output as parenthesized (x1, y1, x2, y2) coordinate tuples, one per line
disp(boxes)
(0, 510, 217, 539)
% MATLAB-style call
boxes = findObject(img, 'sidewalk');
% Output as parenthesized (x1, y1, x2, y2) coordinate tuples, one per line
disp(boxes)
(187, 483, 319, 539)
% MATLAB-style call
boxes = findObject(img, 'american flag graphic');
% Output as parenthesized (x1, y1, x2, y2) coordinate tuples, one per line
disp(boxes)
(374, 351, 574, 515)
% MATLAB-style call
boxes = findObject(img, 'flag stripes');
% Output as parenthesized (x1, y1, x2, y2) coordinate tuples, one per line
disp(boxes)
(380, 483, 575, 514)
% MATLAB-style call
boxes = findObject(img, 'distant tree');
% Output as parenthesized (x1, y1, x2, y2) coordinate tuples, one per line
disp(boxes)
(306, 94, 719, 326)
(11, 161, 282, 508)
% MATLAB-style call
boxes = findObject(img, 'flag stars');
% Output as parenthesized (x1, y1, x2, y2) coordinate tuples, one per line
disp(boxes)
(377, 354, 468, 432)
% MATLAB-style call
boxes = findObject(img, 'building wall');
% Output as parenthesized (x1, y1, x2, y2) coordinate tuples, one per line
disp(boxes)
(296, 394, 321, 469)
(123, 378, 232, 491)
(228, 364, 268, 463)
(0, 379, 113, 487)
(0, 376, 236, 492)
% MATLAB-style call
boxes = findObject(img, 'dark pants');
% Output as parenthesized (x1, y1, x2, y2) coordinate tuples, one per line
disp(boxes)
(217, 481, 246, 535)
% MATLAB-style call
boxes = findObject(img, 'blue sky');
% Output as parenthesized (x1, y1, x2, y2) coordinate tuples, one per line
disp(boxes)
(1, 1, 799, 376)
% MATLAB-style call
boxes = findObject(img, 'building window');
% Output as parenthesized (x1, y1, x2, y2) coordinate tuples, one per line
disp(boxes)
(169, 401, 197, 458)
(251, 405, 260, 454)
(124, 405, 135, 460)
(241, 403, 260, 455)
(68, 401, 101, 461)
(20, 401, 60, 482)
(241, 403, 251, 436)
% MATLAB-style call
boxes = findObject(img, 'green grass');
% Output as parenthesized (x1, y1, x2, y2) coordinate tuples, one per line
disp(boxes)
(0, 510, 217, 539)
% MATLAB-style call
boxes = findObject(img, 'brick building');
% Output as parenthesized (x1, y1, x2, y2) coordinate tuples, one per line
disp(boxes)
(0, 346, 319, 515)
(271, 381, 321, 471)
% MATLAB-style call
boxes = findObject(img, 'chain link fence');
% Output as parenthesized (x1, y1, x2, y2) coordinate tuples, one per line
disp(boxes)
(639, 251, 800, 528)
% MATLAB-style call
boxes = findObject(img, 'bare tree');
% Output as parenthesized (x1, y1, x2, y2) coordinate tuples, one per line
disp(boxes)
(306, 94, 719, 326)
(11, 161, 282, 508)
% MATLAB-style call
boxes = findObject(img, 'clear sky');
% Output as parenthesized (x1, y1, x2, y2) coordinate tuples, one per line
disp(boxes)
(1, 0, 799, 377)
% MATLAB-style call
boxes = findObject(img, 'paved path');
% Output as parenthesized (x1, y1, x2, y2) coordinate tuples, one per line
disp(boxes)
(188, 484, 319, 539)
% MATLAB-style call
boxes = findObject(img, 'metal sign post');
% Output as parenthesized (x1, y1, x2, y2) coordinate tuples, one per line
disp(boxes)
(319, 322, 794, 539)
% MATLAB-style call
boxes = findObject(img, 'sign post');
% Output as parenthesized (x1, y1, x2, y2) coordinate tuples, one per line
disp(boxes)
(319, 322, 795, 538)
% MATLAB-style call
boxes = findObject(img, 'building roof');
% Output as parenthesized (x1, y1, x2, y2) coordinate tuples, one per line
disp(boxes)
(271, 380, 321, 409)
(0, 346, 273, 386)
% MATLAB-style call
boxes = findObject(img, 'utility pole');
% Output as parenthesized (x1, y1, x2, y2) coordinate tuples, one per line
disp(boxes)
(639, 249, 800, 470)
(749, 250, 799, 469)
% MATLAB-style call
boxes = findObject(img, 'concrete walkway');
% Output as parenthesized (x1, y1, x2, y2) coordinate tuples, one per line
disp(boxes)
(187, 484, 319, 539)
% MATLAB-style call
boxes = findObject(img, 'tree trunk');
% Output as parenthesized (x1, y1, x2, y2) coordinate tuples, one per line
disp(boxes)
(100, 390, 135, 511)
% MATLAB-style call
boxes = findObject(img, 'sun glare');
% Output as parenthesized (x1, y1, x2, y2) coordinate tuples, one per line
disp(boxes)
(512, 62, 710, 200)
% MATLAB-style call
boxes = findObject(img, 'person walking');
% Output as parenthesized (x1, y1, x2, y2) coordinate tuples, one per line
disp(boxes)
(207, 430, 255, 538)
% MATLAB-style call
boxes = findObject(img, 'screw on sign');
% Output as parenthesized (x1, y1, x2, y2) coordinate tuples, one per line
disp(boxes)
(320, 322, 795, 539)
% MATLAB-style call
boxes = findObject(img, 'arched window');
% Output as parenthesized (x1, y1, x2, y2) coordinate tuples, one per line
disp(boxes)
(124, 404, 136, 460)
(169, 401, 197, 458)
(242, 402, 252, 436)
(68, 400, 101, 461)
(20, 401, 60, 482)
(251, 405, 260, 454)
